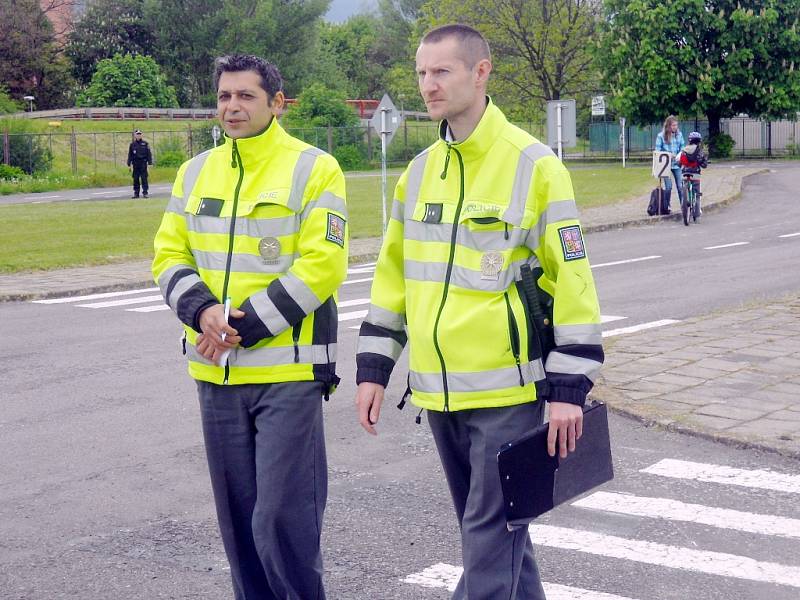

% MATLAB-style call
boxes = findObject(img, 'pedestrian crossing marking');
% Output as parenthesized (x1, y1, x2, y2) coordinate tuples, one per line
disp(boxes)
(402, 562, 640, 599)
(573, 491, 800, 539)
(642, 459, 800, 494)
(31, 288, 666, 339)
(529, 524, 800, 587)
(32, 287, 159, 304)
(128, 304, 170, 313)
(339, 309, 367, 322)
(77, 294, 163, 308)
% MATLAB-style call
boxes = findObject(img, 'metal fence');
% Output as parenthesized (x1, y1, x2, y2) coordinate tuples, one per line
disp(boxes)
(4, 115, 797, 176)
(587, 117, 800, 158)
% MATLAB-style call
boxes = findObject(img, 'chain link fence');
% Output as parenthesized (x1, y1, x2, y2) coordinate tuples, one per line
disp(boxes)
(3, 116, 797, 177)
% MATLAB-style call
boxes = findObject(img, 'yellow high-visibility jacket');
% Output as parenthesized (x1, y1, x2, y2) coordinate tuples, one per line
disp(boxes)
(152, 118, 348, 388)
(356, 100, 603, 411)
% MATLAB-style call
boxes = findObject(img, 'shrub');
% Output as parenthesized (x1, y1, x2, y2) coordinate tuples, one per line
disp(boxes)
(1, 118, 55, 174)
(156, 150, 185, 167)
(333, 144, 367, 171)
(709, 132, 735, 158)
(0, 164, 26, 180)
(155, 135, 187, 166)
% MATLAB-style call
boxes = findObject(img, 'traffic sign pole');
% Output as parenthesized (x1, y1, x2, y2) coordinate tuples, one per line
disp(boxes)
(380, 108, 389, 238)
(556, 104, 563, 161)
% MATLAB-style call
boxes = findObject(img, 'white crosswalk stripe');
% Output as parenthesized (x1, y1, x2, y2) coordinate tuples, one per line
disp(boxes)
(402, 563, 638, 599)
(642, 459, 800, 494)
(402, 459, 800, 598)
(573, 491, 800, 539)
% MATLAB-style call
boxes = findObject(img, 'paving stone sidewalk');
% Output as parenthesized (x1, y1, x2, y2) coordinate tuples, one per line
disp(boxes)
(3, 164, 798, 459)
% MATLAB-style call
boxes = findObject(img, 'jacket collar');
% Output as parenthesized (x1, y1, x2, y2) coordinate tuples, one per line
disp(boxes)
(437, 97, 505, 161)
(222, 116, 284, 165)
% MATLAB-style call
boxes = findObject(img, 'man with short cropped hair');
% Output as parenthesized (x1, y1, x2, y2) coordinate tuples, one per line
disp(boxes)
(355, 24, 603, 599)
(153, 54, 348, 599)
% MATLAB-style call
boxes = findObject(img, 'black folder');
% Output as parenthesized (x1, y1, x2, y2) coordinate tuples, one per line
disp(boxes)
(497, 402, 614, 527)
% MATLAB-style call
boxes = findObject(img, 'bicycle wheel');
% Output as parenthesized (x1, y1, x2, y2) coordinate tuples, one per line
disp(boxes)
(681, 181, 690, 226)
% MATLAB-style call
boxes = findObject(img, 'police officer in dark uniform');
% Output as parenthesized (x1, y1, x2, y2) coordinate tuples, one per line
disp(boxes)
(127, 129, 153, 198)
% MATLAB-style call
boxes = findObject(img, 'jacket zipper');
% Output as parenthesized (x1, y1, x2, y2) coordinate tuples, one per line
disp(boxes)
(504, 292, 525, 387)
(222, 140, 244, 384)
(432, 144, 465, 412)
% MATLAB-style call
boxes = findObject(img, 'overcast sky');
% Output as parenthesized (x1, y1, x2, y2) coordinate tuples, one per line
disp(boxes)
(325, 0, 378, 23)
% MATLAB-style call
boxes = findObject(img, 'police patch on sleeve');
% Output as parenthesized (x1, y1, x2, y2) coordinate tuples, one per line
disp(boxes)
(558, 225, 586, 261)
(326, 212, 346, 248)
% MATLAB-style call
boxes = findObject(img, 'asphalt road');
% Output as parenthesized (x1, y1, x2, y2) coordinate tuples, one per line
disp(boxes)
(1, 169, 799, 599)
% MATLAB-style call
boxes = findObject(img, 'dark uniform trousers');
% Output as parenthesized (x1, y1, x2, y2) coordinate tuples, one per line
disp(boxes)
(427, 401, 548, 600)
(197, 380, 328, 600)
(132, 163, 149, 196)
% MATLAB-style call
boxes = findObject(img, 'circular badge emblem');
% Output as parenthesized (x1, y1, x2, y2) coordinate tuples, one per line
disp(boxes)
(258, 237, 281, 263)
(480, 251, 504, 281)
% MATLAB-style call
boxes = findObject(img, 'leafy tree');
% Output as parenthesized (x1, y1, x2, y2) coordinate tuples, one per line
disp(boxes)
(597, 0, 800, 139)
(76, 53, 179, 107)
(65, 0, 154, 86)
(313, 15, 386, 99)
(423, 0, 603, 117)
(144, 0, 330, 106)
(283, 83, 359, 127)
(0, 0, 75, 109)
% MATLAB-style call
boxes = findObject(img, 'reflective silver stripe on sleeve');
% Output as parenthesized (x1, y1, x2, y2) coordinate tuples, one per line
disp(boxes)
(287, 148, 323, 213)
(193, 251, 296, 274)
(357, 335, 404, 362)
(545, 351, 602, 383)
(185, 214, 297, 238)
(410, 360, 545, 394)
(157, 263, 195, 297)
(165, 195, 184, 214)
(526, 199, 580, 250)
(281, 271, 321, 315)
(300, 191, 347, 221)
(391, 198, 404, 223)
(402, 153, 429, 221)
(554, 323, 603, 346)
(249, 291, 291, 335)
(166, 272, 202, 311)
(181, 151, 212, 204)
(186, 342, 336, 367)
(365, 304, 405, 330)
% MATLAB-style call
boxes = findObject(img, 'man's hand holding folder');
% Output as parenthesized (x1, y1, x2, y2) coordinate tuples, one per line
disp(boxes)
(497, 402, 614, 527)
(546, 402, 583, 458)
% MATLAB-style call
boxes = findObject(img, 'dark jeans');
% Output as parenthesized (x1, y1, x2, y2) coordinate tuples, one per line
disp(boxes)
(197, 380, 327, 600)
(132, 163, 149, 196)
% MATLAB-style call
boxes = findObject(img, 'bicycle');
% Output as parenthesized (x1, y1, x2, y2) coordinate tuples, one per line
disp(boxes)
(680, 172, 701, 226)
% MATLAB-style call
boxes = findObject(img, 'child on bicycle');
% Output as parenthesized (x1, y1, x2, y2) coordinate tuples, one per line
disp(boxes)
(679, 131, 709, 215)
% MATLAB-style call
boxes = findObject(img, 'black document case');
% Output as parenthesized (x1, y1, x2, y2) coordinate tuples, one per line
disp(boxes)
(497, 402, 614, 526)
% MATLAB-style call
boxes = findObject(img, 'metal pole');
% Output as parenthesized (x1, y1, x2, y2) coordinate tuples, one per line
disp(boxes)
(620, 118, 627, 168)
(556, 103, 563, 160)
(380, 108, 389, 238)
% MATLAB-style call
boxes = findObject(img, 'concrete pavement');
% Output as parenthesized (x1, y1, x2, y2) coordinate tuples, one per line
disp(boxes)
(3, 163, 799, 459)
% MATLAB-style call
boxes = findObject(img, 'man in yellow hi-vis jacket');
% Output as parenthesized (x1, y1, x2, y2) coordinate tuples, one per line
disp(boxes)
(153, 55, 347, 600)
(355, 26, 603, 599)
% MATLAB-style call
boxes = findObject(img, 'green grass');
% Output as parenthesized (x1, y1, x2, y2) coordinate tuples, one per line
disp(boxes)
(0, 166, 652, 274)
